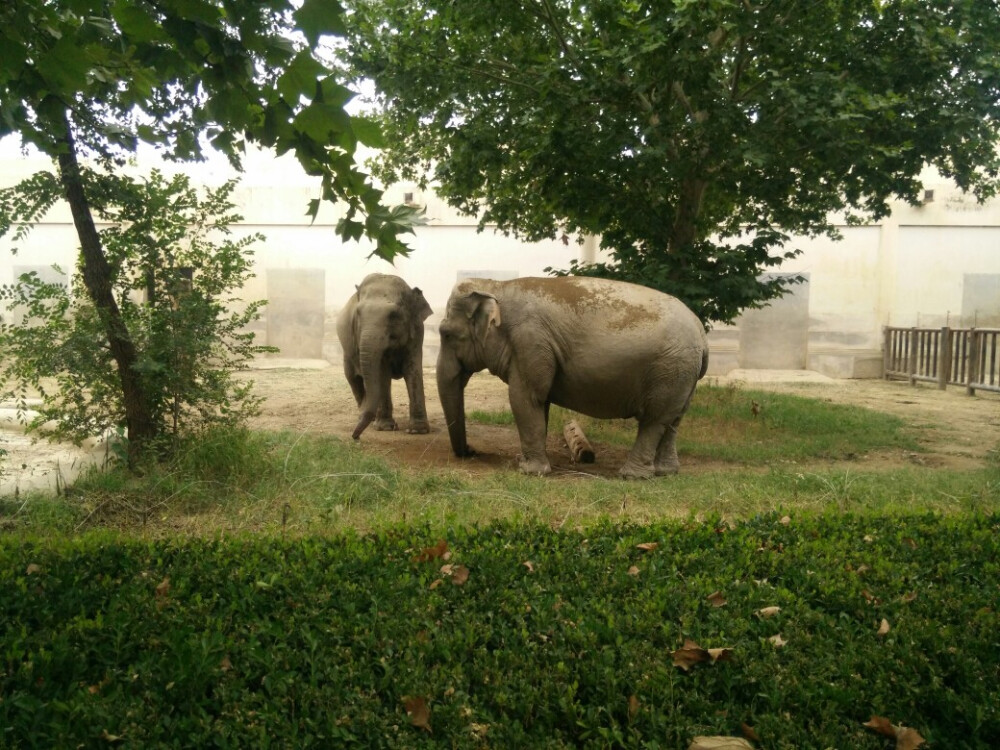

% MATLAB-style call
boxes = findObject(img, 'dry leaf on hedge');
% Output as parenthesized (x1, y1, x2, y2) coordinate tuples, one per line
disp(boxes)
(768, 633, 787, 647)
(627, 565, 640, 577)
(706, 591, 727, 607)
(901, 591, 918, 603)
(688, 737, 755, 749)
(863, 715, 896, 737)
(522, 561, 534, 573)
(628, 694, 640, 719)
(740, 722, 760, 742)
(756, 606, 781, 618)
(429, 578, 444, 590)
(99, 729, 123, 743)
(877, 618, 890, 637)
(154, 577, 170, 600)
(636, 542, 659, 551)
(896, 726, 926, 749)
(779, 515, 791, 525)
(26, 563, 41, 575)
(672, 639, 710, 671)
(449, 565, 470, 586)
(413, 540, 449, 563)
(403, 696, 432, 733)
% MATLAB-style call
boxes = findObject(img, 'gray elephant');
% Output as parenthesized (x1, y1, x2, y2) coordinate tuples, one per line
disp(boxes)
(436, 276, 708, 479)
(337, 273, 433, 439)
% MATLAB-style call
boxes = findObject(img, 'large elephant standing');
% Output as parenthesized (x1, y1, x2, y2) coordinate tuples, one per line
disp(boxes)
(337, 273, 433, 439)
(436, 277, 709, 479)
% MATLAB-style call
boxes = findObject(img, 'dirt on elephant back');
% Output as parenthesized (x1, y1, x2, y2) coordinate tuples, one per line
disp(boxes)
(240, 362, 1000, 478)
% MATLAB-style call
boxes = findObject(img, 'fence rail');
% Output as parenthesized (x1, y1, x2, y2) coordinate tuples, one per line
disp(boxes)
(883, 326, 1000, 395)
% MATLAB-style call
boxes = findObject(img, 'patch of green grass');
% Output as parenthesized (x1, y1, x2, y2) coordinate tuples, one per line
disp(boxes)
(469, 385, 921, 465)
(1, 514, 998, 747)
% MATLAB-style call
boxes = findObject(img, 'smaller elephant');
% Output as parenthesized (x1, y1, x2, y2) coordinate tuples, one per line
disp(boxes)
(336, 273, 433, 439)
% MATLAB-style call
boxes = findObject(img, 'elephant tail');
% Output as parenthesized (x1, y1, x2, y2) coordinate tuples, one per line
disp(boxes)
(698, 347, 709, 380)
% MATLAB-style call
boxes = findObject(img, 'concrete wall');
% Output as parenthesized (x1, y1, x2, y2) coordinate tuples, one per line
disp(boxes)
(2, 146, 999, 378)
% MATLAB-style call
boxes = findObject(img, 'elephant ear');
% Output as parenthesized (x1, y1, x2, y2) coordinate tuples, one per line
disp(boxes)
(465, 291, 501, 342)
(409, 287, 433, 322)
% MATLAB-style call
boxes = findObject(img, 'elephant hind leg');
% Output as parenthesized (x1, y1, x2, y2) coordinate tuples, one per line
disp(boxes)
(620, 420, 665, 480)
(654, 417, 682, 476)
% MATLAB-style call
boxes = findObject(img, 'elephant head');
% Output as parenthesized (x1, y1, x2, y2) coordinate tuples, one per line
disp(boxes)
(436, 287, 502, 457)
(337, 274, 433, 439)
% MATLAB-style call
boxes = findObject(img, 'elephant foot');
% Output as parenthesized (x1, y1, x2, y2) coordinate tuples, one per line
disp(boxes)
(518, 456, 552, 476)
(619, 461, 656, 480)
(654, 463, 680, 477)
(405, 420, 430, 435)
(375, 418, 399, 431)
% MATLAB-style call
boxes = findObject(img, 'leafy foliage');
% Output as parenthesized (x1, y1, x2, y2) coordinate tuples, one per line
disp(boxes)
(338, 0, 1000, 322)
(0, 0, 420, 257)
(1, 514, 998, 746)
(0, 171, 272, 450)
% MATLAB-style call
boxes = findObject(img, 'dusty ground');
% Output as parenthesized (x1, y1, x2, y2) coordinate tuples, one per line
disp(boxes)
(243, 362, 1000, 478)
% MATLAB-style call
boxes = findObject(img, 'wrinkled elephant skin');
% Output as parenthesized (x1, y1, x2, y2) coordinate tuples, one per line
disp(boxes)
(336, 273, 433, 439)
(436, 276, 708, 479)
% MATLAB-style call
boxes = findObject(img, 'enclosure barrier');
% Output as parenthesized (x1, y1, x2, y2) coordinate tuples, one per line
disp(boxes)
(883, 326, 1000, 395)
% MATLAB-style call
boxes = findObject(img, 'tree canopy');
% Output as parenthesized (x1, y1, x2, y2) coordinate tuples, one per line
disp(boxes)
(340, 0, 1000, 322)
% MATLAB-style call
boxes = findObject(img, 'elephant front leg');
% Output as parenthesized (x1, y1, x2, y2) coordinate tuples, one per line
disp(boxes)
(374, 378, 398, 431)
(508, 376, 551, 475)
(402, 360, 430, 435)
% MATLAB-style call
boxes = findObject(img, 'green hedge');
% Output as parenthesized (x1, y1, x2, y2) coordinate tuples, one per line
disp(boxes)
(2, 514, 998, 747)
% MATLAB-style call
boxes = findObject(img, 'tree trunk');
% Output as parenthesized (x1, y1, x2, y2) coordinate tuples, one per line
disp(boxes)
(54, 112, 157, 466)
(669, 177, 708, 254)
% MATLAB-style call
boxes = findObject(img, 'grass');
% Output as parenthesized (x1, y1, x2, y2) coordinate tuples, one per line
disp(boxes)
(2, 385, 998, 746)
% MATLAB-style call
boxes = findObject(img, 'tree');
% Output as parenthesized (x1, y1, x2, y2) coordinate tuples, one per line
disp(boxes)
(0, 170, 272, 451)
(338, 0, 1000, 322)
(0, 0, 422, 464)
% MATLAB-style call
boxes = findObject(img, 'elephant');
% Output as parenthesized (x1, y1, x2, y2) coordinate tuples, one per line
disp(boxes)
(436, 276, 709, 479)
(337, 273, 433, 439)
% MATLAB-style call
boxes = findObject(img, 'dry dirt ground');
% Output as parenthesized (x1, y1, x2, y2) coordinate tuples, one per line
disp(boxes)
(243, 362, 1000, 478)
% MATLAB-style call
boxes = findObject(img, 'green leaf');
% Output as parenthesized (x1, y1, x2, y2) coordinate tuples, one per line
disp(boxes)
(295, 0, 347, 47)
(111, 1, 165, 43)
(350, 116, 386, 149)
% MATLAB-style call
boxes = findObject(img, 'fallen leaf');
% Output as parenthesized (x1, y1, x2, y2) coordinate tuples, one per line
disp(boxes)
(26, 563, 41, 575)
(429, 579, 444, 590)
(99, 729, 123, 743)
(877, 618, 890, 637)
(154, 577, 170, 599)
(901, 591, 918, 603)
(628, 694, 640, 720)
(855, 563, 871, 575)
(862, 589, 880, 605)
(413, 539, 449, 563)
(902, 537, 918, 549)
(636, 542, 659, 551)
(779, 515, 791, 525)
(707, 647, 733, 663)
(756, 606, 781, 618)
(863, 534, 874, 543)
(522, 561, 534, 573)
(88, 684, 101, 695)
(740, 722, 760, 742)
(896, 726, 926, 750)
(403, 696, 432, 733)
(672, 639, 710, 671)
(469, 722, 489, 739)
(768, 633, 787, 647)
(219, 655, 232, 672)
(706, 591, 727, 607)
(863, 715, 897, 738)
(627, 565, 641, 577)
(449, 565, 470, 586)
(688, 737, 755, 749)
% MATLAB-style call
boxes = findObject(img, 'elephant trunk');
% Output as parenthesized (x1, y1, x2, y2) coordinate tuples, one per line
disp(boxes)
(437, 349, 470, 457)
(353, 336, 385, 439)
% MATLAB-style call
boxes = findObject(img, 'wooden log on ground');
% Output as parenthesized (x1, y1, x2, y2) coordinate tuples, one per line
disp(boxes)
(563, 420, 596, 463)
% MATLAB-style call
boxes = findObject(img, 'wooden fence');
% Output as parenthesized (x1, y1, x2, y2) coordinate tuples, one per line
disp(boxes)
(883, 326, 1000, 395)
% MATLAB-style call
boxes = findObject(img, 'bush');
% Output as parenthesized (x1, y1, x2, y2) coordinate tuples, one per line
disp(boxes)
(0, 169, 273, 455)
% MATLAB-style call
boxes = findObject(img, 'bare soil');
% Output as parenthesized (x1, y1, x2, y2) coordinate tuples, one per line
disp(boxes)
(243, 364, 1000, 478)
